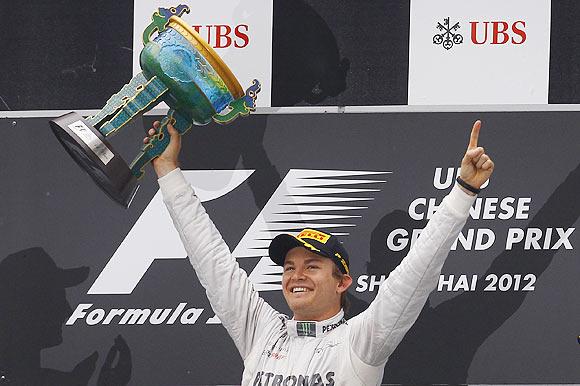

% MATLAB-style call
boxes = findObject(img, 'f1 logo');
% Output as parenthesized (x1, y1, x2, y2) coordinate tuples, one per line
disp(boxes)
(88, 169, 389, 295)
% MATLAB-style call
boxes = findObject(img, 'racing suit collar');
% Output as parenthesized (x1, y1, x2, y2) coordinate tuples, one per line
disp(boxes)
(287, 309, 346, 339)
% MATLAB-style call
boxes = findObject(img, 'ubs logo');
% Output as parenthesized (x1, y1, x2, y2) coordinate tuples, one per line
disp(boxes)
(470, 21, 526, 45)
(433, 17, 527, 50)
(433, 17, 464, 50)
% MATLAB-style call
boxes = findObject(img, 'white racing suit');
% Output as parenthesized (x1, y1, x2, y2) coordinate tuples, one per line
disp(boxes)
(159, 169, 475, 386)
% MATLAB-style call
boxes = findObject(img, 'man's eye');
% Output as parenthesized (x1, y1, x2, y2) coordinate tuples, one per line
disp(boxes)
(284, 266, 294, 272)
(307, 265, 319, 269)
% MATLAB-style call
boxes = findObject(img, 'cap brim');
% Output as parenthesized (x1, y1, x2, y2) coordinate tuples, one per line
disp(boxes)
(269, 233, 337, 266)
(59, 266, 90, 288)
(268, 234, 305, 266)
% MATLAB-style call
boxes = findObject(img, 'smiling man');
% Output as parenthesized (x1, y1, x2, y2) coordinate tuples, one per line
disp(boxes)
(270, 228, 352, 324)
(146, 120, 493, 385)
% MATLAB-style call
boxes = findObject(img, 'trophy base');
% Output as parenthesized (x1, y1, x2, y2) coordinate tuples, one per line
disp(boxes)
(49, 112, 138, 208)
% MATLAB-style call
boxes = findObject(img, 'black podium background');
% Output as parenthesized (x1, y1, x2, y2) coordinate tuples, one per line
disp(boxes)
(1, 112, 579, 385)
(2, 1, 580, 385)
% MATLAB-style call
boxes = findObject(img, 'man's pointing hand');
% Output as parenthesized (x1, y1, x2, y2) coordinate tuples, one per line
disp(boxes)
(460, 120, 495, 193)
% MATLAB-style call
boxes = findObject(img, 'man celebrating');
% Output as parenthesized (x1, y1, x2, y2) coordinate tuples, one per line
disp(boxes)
(146, 120, 493, 385)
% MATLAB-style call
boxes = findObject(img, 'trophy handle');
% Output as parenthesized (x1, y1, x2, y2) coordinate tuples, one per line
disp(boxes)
(129, 109, 193, 179)
(87, 72, 151, 129)
(96, 75, 169, 137)
(142, 4, 191, 45)
(213, 79, 261, 125)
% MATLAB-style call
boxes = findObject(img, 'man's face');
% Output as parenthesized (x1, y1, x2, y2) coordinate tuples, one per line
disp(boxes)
(282, 247, 351, 321)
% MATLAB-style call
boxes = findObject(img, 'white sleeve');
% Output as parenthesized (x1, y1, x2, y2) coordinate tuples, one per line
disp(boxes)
(159, 168, 281, 359)
(349, 184, 475, 367)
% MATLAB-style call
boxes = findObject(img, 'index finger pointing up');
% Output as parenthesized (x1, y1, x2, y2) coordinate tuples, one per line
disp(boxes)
(468, 120, 482, 149)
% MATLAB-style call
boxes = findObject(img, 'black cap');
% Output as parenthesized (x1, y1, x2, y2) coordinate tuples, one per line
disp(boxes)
(269, 229, 350, 274)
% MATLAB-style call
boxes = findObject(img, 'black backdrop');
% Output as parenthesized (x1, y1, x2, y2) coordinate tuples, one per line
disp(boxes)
(3, 0, 580, 111)
(1, 112, 579, 385)
(2, 1, 580, 385)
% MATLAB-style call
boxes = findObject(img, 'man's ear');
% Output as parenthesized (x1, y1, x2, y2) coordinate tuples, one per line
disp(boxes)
(337, 275, 353, 294)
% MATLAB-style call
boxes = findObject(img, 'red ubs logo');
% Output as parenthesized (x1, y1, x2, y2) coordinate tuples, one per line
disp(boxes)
(191, 24, 250, 49)
(433, 17, 527, 50)
(470, 21, 527, 45)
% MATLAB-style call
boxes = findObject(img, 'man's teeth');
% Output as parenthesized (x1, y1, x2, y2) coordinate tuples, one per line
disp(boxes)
(293, 287, 309, 293)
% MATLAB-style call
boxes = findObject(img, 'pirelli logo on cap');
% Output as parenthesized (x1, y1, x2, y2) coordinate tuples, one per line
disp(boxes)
(297, 229, 331, 244)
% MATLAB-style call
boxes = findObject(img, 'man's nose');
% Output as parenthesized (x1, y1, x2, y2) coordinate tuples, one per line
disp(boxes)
(291, 266, 306, 280)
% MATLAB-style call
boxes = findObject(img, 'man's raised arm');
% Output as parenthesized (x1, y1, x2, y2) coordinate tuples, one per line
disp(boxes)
(147, 122, 280, 360)
(349, 121, 494, 367)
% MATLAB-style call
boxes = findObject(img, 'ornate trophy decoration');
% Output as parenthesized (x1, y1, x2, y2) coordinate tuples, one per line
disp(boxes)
(50, 5, 261, 207)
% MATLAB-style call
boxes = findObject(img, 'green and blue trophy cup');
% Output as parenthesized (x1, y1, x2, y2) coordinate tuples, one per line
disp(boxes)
(50, 5, 261, 207)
